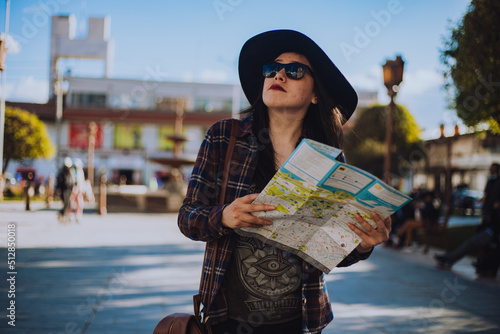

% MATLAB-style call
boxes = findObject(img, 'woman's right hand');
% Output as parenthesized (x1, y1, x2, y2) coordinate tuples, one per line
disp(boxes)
(222, 193, 275, 229)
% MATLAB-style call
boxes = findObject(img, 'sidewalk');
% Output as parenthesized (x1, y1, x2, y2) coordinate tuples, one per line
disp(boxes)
(1, 201, 499, 333)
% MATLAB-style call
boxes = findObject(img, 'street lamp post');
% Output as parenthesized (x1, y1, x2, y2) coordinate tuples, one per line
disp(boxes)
(54, 67, 69, 169)
(382, 55, 404, 186)
(87, 121, 97, 189)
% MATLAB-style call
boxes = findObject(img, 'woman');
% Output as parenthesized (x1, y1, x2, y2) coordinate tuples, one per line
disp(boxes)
(178, 30, 391, 334)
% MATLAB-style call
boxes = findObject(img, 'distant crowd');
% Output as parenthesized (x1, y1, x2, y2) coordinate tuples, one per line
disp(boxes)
(55, 157, 94, 223)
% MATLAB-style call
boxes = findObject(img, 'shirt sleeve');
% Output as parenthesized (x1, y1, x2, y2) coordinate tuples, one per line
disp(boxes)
(336, 247, 373, 267)
(177, 125, 232, 242)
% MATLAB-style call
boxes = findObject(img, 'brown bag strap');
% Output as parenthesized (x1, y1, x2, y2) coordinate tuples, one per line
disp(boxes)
(195, 118, 239, 321)
(219, 118, 239, 205)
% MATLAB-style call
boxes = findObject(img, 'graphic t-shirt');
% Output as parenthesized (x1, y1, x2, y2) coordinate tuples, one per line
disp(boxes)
(223, 234, 302, 325)
(222, 179, 302, 325)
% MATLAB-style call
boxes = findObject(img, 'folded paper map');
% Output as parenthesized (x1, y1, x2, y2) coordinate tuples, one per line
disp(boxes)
(236, 139, 412, 273)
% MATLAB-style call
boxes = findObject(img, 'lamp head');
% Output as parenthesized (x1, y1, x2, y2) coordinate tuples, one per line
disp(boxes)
(382, 55, 404, 92)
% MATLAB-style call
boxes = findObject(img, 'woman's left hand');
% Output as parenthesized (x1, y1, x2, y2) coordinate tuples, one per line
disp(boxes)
(347, 212, 391, 253)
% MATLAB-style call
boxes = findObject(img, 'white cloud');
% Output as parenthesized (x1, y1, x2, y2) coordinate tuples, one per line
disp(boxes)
(350, 67, 443, 97)
(5, 76, 49, 103)
(398, 69, 443, 98)
(349, 65, 382, 91)
(199, 69, 228, 83)
(1, 33, 21, 54)
(350, 67, 444, 103)
(181, 71, 195, 82)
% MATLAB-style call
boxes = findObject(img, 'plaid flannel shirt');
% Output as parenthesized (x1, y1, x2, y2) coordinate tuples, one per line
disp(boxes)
(178, 115, 372, 334)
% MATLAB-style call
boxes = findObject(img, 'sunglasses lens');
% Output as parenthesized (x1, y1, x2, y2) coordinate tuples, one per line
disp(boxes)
(263, 63, 281, 78)
(287, 64, 301, 79)
(262, 63, 310, 79)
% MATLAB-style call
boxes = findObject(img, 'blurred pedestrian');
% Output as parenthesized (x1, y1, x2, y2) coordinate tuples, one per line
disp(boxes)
(56, 157, 75, 223)
(69, 158, 86, 222)
(397, 191, 439, 252)
(46, 173, 55, 208)
(435, 163, 500, 271)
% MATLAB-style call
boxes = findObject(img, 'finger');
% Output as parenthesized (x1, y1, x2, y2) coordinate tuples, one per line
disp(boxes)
(347, 222, 369, 239)
(383, 217, 392, 231)
(246, 193, 260, 200)
(246, 203, 275, 212)
(354, 213, 375, 232)
(239, 193, 260, 203)
(369, 212, 391, 240)
(369, 212, 386, 230)
(240, 213, 273, 226)
(370, 211, 392, 231)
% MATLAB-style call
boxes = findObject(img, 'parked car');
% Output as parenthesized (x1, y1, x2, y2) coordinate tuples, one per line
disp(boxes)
(456, 189, 483, 216)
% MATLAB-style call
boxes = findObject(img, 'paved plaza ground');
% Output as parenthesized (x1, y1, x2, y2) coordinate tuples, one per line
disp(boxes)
(0, 201, 499, 333)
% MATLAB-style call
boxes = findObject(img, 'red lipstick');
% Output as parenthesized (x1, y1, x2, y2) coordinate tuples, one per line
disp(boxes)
(269, 84, 285, 91)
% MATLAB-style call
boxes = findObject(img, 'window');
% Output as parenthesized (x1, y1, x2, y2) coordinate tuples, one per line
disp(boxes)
(193, 97, 232, 112)
(114, 124, 143, 149)
(155, 97, 187, 111)
(71, 93, 106, 107)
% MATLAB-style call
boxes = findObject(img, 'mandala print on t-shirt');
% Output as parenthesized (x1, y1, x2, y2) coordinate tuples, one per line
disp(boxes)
(234, 237, 301, 300)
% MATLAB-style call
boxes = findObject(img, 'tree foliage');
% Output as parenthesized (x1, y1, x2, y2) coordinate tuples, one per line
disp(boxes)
(441, 0, 500, 129)
(343, 104, 426, 180)
(3, 106, 55, 173)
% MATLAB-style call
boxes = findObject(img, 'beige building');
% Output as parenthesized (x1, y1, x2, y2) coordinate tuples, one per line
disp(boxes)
(413, 126, 500, 197)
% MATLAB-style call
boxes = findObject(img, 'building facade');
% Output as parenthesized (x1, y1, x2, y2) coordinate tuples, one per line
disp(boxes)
(412, 126, 500, 199)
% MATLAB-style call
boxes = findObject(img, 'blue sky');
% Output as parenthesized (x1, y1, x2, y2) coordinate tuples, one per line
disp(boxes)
(1, 0, 471, 138)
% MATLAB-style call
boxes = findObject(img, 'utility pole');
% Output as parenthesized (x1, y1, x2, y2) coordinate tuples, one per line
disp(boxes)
(0, 0, 11, 200)
(87, 121, 97, 188)
(54, 67, 64, 169)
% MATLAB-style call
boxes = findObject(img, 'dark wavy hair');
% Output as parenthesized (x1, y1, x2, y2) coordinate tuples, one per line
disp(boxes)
(241, 73, 345, 191)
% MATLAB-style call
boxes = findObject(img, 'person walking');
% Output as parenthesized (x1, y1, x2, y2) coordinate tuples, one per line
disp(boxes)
(56, 157, 75, 223)
(69, 158, 86, 222)
(178, 30, 391, 334)
(434, 163, 500, 270)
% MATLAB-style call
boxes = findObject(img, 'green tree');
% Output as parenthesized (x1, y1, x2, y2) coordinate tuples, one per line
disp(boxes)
(2, 106, 55, 174)
(344, 104, 426, 180)
(441, 0, 500, 129)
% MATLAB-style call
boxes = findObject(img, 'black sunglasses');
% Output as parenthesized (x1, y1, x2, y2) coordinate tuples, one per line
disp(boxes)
(263, 62, 312, 80)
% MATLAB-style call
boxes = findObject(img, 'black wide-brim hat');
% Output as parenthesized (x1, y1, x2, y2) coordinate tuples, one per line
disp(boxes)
(238, 29, 358, 123)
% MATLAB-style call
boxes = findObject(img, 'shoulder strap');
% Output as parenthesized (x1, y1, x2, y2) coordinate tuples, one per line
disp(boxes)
(218, 118, 239, 205)
(194, 118, 239, 322)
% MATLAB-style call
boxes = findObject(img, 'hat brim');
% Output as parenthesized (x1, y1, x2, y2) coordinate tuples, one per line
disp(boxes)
(238, 30, 358, 123)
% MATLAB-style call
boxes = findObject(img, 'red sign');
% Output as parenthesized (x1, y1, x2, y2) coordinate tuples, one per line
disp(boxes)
(69, 123, 103, 148)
